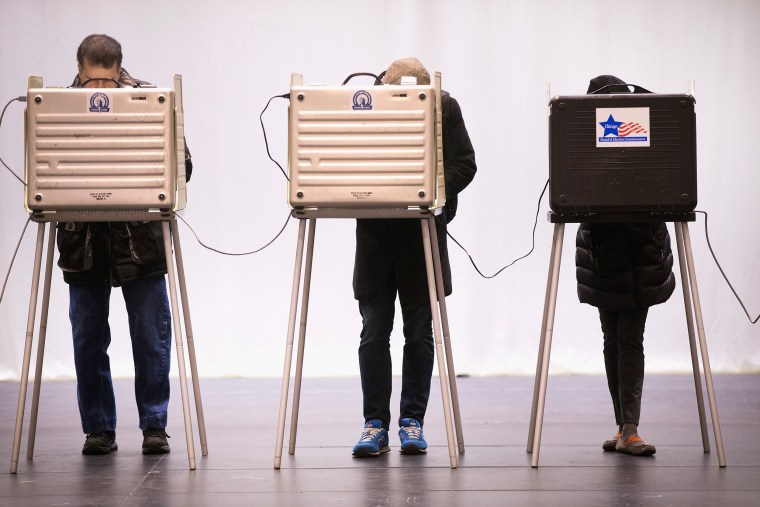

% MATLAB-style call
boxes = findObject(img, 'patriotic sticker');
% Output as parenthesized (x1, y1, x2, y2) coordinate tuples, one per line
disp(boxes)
(596, 107, 650, 147)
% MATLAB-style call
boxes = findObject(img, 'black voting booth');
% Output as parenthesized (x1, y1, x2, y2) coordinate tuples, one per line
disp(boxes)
(527, 90, 725, 467)
(10, 75, 206, 473)
(549, 93, 697, 214)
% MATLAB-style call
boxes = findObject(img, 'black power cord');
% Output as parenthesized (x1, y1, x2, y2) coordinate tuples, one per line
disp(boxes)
(448, 179, 549, 279)
(170, 93, 291, 257)
(176, 212, 291, 256)
(260, 93, 290, 181)
(695, 210, 759, 324)
(1, 96, 27, 186)
(0, 216, 31, 304)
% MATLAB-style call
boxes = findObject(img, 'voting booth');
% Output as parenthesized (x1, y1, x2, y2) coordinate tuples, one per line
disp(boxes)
(11, 75, 206, 473)
(275, 72, 464, 469)
(527, 89, 725, 468)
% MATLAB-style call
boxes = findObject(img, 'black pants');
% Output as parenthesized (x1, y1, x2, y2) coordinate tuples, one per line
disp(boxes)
(599, 308, 649, 426)
(357, 275, 434, 430)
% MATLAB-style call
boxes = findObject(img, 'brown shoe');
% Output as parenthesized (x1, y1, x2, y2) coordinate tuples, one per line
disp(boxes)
(82, 431, 117, 455)
(142, 428, 170, 455)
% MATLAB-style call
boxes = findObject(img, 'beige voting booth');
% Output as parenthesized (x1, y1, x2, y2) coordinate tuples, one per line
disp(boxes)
(11, 75, 205, 473)
(275, 72, 465, 469)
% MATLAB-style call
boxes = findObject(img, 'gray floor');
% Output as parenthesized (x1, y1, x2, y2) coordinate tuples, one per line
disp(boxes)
(1, 374, 759, 506)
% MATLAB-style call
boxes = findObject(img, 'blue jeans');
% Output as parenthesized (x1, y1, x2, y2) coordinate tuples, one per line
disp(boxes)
(69, 275, 171, 433)
(358, 279, 434, 430)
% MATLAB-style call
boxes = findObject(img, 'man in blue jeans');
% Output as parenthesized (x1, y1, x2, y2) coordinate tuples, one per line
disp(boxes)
(57, 34, 193, 455)
(351, 58, 476, 457)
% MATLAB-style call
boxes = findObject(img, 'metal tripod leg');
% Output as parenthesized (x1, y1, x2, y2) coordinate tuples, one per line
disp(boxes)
(674, 222, 710, 453)
(162, 221, 196, 470)
(530, 222, 565, 468)
(27, 222, 57, 460)
(170, 220, 208, 457)
(11, 222, 46, 474)
(289, 219, 317, 455)
(426, 215, 465, 454)
(421, 218, 457, 469)
(680, 222, 726, 467)
(275, 218, 307, 469)
(527, 223, 558, 453)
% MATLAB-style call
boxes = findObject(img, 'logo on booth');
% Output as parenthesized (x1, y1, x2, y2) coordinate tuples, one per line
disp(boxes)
(89, 92, 110, 113)
(352, 90, 372, 110)
(596, 107, 650, 147)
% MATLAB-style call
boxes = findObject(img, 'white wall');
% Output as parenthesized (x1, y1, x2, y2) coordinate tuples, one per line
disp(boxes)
(1, 0, 758, 380)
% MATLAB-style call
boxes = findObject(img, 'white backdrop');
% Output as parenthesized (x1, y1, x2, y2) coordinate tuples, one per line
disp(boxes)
(0, 0, 758, 380)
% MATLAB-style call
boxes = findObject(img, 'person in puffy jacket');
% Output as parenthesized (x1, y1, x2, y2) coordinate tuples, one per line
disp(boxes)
(56, 34, 193, 456)
(575, 75, 676, 456)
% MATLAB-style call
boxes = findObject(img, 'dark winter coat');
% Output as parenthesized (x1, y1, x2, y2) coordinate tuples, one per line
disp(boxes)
(575, 222, 676, 310)
(56, 68, 193, 287)
(352, 91, 477, 308)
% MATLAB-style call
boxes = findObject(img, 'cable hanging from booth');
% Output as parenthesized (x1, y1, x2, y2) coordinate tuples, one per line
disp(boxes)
(0, 217, 31, 305)
(176, 212, 292, 256)
(448, 179, 548, 279)
(260, 93, 290, 181)
(696, 210, 759, 324)
(1, 96, 28, 186)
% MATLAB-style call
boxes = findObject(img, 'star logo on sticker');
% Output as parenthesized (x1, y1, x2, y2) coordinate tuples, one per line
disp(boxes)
(599, 114, 623, 137)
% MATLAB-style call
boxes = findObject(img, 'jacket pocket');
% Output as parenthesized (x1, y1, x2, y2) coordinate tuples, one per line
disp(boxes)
(56, 222, 93, 272)
(125, 221, 165, 265)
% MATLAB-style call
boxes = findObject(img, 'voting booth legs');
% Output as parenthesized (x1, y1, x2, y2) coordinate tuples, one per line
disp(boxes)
(274, 214, 465, 469)
(10, 218, 207, 473)
(526, 218, 726, 468)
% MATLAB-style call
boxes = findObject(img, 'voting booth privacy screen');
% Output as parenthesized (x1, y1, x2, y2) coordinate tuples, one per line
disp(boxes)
(24, 76, 187, 216)
(287, 73, 444, 211)
(549, 93, 697, 214)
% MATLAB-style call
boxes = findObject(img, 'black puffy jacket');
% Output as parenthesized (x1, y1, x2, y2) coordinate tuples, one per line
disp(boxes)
(575, 222, 675, 310)
(352, 91, 477, 308)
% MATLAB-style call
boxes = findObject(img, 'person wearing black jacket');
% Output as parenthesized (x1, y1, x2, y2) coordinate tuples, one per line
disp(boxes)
(56, 34, 193, 456)
(351, 58, 477, 457)
(575, 75, 676, 456)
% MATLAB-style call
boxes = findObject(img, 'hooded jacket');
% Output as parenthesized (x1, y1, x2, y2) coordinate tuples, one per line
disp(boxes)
(574, 75, 675, 309)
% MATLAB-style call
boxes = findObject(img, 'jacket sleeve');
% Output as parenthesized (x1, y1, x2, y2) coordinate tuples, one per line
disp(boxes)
(184, 139, 193, 182)
(442, 93, 477, 197)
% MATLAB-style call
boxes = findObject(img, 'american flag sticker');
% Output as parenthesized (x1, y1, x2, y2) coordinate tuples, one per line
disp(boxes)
(595, 107, 650, 147)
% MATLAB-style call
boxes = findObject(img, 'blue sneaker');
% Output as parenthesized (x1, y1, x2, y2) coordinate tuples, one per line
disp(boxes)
(398, 418, 427, 454)
(352, 419, 390, 457)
